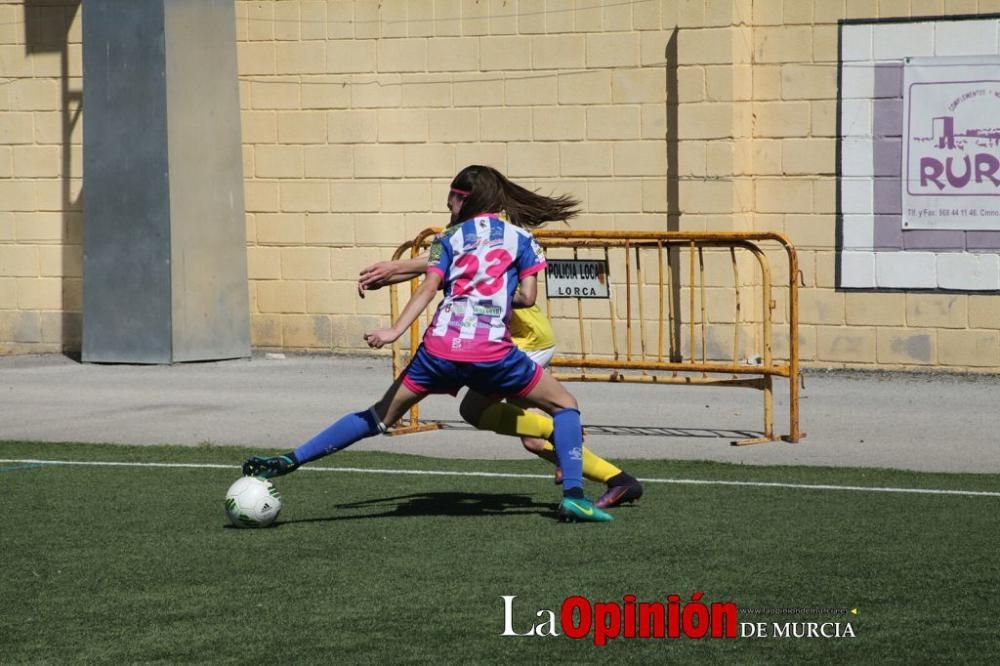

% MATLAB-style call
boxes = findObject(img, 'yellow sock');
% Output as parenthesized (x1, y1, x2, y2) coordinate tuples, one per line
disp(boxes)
(534, 441, 558, 465)
(477, 402, 554, 439)
(538, 441, 622, 484)
(478, 403, 623, 484)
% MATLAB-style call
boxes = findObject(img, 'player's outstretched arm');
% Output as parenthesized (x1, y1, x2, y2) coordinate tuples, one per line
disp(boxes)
(358, 255, 429, 297)
(365, 271, 442, 348)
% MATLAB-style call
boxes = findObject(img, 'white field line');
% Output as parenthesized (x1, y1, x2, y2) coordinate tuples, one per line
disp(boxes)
(1, 458, 999, 498)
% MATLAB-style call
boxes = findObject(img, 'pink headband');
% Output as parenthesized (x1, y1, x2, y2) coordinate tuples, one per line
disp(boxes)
(449, 187, 470, 196)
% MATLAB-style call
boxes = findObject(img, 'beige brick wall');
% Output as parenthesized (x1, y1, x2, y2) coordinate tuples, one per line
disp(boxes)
(3, 1, 1000, 372)
(757, 0, 998, 372)
(236, 0, 702, 356)
(0, 2, 82, 354)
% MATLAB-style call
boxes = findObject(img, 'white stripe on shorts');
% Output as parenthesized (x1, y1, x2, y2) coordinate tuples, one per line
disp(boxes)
(524, 346, 555, 368)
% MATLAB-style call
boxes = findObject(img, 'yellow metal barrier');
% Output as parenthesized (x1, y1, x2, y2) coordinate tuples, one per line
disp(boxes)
(386, 228, 801, 445)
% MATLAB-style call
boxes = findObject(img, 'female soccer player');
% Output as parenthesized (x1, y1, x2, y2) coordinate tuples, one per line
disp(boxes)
(243, 165, 614, 522)
(358, 256, 643, 509)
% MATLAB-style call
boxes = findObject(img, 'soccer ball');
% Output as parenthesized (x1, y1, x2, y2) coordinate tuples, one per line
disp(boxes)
(224, 476, 282, 528)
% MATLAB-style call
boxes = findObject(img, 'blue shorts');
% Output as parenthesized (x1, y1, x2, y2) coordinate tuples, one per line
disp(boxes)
(401, 345, 544, 399)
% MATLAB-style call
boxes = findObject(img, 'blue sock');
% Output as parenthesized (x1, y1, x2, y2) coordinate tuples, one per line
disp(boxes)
(294, 408, 385, 465)
(552, 408, 584, 495)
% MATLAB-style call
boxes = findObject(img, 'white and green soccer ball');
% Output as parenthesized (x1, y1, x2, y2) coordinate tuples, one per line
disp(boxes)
(224, 476, 282, 528)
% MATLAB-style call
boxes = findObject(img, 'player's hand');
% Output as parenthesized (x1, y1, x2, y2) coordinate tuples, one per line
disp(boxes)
(358, 261, 395, 298)
(364, 328, 398, 349)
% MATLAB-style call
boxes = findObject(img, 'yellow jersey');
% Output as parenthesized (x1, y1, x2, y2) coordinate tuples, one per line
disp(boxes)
(510, 305, 555, 352)
(499, 207, 555, 352)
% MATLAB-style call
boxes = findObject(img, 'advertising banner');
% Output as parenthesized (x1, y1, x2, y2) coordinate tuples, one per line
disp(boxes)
(902, 56, 1000, 230)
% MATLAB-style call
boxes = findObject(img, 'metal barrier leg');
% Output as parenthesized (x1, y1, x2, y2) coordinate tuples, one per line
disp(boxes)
(733, 374, 774, 446)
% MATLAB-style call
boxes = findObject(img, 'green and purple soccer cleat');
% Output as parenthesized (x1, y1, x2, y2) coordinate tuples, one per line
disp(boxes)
(596, 473, 643, 509)
(557, 497, 614, 523)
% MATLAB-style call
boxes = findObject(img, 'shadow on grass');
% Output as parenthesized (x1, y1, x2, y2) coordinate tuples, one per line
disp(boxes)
(433, 418, 763, 440)
(278, 491, 555, 525)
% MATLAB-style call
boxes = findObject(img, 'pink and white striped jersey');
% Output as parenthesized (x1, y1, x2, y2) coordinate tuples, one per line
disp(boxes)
(423, 214, 546, 362)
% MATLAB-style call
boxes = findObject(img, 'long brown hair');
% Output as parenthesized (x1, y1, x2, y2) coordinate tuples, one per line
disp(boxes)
(449, 165, 579, 229)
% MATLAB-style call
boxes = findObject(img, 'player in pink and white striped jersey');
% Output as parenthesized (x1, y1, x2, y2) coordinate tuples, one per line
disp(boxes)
(243, 166, 613, 523)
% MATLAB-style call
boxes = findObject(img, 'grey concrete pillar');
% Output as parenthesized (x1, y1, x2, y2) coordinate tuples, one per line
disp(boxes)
(82, 0, 249, 363)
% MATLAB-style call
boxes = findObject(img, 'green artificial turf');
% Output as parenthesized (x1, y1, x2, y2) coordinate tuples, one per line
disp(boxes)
(2, 441, 998, 663)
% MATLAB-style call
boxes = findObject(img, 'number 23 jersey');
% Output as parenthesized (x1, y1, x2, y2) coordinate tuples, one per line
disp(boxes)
(424, 215, 546, 362)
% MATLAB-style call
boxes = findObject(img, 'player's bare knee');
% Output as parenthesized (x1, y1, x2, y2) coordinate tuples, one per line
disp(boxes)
(556, 394, 579, 412)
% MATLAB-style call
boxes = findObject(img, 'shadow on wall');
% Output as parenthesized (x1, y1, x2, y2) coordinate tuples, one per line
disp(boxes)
(666, 29, 682, 361)
(24, 0, 82, 356)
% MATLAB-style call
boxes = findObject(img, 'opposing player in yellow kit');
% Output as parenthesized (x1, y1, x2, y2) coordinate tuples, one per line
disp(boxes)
(358, 257, 643, 509)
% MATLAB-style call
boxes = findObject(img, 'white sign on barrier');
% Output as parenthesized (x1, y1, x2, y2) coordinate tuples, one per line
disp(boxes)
(545, 259, 610, 299)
